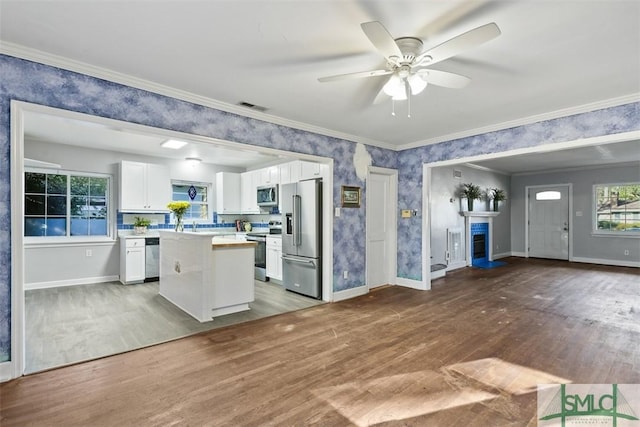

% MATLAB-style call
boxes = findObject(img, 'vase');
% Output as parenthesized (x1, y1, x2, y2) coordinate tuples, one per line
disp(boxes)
(175, 216, 184, 232)
(467, 198, 474, 211)
(493, 199, 499, 212)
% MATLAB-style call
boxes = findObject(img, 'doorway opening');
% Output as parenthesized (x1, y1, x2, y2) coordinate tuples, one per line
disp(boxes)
(10, 101, 334, 378)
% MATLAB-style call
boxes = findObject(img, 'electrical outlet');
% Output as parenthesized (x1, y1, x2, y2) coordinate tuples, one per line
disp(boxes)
(85, 249, 92, 257)
(624, 249, 630, 256)
(343, 270, 348, 279)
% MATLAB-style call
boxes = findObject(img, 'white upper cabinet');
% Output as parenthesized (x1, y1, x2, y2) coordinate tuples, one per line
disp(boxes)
(216, 172, 241, 214)
(240, 171, 260, 214)
(120, 161, 170, 212)
(279, 163, 293, 185)
(299, 161, 323, 180)
(259, 166, 280, 185)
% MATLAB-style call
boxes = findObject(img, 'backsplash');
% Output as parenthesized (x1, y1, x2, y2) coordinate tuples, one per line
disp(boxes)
(117, 212, 271, 231)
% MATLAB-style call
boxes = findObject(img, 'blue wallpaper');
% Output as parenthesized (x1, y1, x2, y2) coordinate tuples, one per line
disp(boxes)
(396, 102, 640, 280)
(0, 53, 639, 363)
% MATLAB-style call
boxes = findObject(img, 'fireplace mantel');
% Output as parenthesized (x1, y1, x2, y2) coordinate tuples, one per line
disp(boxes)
(460, 211, 500, 217)
(462, 212, 499, 266)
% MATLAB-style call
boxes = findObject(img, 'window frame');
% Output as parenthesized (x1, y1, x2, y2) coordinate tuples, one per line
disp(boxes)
(170, 180, 212, 224)
(592, 182, 640, 237)
(24, 167, 114, 244)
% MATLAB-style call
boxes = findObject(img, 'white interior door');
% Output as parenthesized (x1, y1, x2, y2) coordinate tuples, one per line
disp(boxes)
(366, 169, 397, 288)
(528, 185, 569, 260)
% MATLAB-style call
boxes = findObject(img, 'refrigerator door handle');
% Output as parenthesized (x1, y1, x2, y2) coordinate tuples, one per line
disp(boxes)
(293, 194, 302, 247)
(282, 255, 315, 267)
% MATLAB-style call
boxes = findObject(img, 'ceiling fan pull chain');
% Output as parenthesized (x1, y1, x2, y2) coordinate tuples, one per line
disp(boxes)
(408, 91, 411, 118)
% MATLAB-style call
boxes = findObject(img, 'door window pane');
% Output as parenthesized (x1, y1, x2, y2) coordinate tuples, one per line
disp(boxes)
(536, 191, 561, 201)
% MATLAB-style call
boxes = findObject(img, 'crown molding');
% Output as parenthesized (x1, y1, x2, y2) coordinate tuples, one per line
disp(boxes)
(397, 93, 640, 151)
(0, 42, 396, 151)
(3, 42, 638, 154)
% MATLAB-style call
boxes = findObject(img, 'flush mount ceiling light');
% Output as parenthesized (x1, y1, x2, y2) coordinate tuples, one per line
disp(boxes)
(185, 157, 202, 164)
(161, 139, 188, 149)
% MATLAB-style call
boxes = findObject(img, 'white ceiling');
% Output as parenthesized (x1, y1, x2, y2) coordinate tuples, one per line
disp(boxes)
(1, 0, 639, 151)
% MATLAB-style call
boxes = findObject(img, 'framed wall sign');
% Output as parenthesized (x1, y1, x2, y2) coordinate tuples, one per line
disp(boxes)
(341, 185, 361, 208)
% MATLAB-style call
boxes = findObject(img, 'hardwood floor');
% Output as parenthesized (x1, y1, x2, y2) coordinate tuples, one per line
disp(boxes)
(3, 258, 639, 426)
(25, 279, 322, 373)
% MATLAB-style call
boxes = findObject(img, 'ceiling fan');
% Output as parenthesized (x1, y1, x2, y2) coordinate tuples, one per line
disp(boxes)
(318, 21, 501, 107)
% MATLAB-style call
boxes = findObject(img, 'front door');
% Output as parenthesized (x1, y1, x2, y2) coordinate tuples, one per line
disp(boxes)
(528, 185, 570, 260)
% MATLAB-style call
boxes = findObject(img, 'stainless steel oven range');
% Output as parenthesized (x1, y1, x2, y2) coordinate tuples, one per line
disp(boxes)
(245, 220, 282, 282)
(245, 232, 268, 281)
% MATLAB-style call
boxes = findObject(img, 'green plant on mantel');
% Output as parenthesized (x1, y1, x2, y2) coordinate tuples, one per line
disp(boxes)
(491, 188, 507, 211)
(461, 183, 482, 211)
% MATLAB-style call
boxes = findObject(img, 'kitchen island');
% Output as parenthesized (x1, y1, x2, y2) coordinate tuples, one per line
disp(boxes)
(158, 230, 257, 322)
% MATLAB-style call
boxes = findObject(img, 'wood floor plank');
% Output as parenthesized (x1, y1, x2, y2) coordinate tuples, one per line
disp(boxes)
(2, 258, 639, 426)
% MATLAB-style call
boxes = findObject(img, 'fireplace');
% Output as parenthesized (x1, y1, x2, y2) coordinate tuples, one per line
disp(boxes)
(473, 234, 486, 258)
(471, 222, 489, 265)
(461, 211, 500, 267)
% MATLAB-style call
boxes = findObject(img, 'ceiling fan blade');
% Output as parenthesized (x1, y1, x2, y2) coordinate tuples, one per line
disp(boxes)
(416, 69, 471, 88)
(318, 69, 392, 83)
(415, 22, 501, 66)
(361, 21, 403, 63)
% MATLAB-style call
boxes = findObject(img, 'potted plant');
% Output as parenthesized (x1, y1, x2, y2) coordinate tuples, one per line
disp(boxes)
(167, 201, 191, 232)
(491, 188, 507, 211)
(461, 183, 482, 211)
(133, 216, 151, 234)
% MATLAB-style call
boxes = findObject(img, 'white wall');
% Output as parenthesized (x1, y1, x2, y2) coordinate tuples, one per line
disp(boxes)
(430, 164, 511, 266)
(23, 139, 244, 287)
(510, 162, 640, 264)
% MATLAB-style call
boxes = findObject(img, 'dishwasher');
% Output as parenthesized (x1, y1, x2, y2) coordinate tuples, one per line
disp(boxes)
(144, 237, 160, 281)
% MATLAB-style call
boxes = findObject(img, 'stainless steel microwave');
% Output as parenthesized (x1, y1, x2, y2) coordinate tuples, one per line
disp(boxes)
(257, 185, 278, 207)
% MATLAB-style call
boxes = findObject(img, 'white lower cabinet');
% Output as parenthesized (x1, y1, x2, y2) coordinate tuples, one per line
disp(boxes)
(120, 238, 145, 284)
(266, 236, 282, 281)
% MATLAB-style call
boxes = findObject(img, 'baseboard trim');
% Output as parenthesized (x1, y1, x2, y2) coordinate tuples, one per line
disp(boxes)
(0, 361, 12, 382)
(25, 275, 119, 290)
(332, 285, 368, 302)
(493, 252, 512, 260)
(511, 252, 527, 258)
(431, 269, 446, 280)
(397, 277, 429, 290)
(571, 257, 640, 268)
(446, 262, 467, 272)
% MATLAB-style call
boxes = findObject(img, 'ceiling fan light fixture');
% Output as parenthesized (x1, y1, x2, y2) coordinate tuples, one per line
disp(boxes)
(383, 74, 405, 98)
(408, 74, 427, 95)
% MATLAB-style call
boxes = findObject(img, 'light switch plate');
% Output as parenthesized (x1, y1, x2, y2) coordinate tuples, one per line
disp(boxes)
(335, 207, 340, 217)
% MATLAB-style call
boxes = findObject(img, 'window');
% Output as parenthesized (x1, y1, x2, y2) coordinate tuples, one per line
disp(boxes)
(25, 170, 110, 238)
(171, 182, 210, 222)
(536, 191, 562, 201)
(594, 183, 640, 233)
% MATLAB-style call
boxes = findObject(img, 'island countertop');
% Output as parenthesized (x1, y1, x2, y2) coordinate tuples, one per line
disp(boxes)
(158, 230, 258, 249)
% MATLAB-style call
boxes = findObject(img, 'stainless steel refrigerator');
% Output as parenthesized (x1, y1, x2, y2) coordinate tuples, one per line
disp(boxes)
(281, 179, 322, 299)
